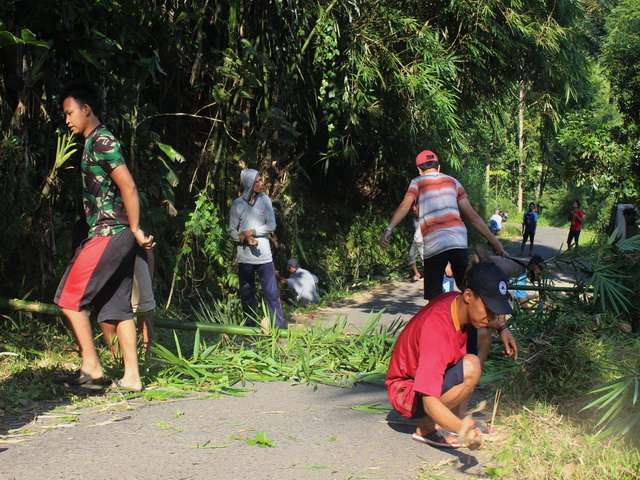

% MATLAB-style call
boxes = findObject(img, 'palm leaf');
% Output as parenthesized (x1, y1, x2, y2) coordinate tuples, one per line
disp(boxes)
(584, 375, 640, 437)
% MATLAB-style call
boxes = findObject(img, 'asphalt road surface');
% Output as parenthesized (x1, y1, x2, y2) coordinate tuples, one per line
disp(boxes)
(1, 226, 572, 480)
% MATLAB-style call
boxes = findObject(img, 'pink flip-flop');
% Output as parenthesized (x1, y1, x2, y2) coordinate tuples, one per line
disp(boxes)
(412, 428, 463, 448)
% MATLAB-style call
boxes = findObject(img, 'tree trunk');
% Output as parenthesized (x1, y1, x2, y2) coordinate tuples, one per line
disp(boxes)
(190, 0, 210, 87)
(538, 162, 547, 200)
(486, 159, 490, 193)
(517, 83, 525, 213)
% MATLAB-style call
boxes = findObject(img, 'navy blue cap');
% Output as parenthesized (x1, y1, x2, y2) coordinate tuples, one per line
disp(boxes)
(464, 262, 514, 315)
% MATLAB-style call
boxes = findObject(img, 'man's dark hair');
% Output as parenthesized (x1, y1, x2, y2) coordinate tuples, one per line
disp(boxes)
(527, 255, 545, 283)
(61, 79, 100, 116)
(529, 202, 535, 208)
(417, 160, 439, 171)
(573, 199, 581, 208)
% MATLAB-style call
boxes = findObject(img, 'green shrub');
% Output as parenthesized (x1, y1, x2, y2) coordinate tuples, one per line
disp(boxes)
(315, 213, 408, 288)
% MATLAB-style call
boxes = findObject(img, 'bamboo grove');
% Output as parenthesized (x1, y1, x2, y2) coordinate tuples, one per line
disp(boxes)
(1, 0, 639, 306)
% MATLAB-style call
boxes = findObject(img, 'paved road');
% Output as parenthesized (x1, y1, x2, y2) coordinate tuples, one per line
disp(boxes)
(2, 381, 492, 480)
(1, 226, 573, 480)
(302, 224, 573, 331)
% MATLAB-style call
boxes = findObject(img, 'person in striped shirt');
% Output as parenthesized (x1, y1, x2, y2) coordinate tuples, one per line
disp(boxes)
(380, 150, 507, 300)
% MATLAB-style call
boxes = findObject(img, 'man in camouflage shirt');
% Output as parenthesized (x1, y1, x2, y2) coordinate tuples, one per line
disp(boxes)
(54, 80, 154, 391)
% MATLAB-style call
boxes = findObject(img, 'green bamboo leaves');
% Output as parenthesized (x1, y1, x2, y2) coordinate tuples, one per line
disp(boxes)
(152, 310, 399, 395)
(41, 130, 78, 199)
(583, 372, 640, 438)
(555, 232, 640, 315)
(0, 28, 49, 49)
(349, 403, 391, 414)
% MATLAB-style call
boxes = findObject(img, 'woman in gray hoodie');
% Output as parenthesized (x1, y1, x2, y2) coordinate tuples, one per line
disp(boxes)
(229, 169, 284, 328)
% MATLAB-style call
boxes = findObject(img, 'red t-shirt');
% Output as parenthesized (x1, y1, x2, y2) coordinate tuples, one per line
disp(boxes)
(385, 293, 468, 418)
(570, 209, 583, 231)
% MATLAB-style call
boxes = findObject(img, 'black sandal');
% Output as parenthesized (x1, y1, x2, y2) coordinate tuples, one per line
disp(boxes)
(55, 370, 108, 390)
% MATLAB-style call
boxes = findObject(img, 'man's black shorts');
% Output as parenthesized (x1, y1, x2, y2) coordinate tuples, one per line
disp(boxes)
(410, 328, 478, 419)
(411, 357, 465, 419)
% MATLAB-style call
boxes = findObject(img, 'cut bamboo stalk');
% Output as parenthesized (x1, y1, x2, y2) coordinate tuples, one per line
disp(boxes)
(0, 297, 395, 343)
(490, 388, 502, 433)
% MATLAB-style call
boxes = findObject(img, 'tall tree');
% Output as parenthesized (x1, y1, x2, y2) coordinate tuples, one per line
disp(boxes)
(602, 0, 640, 130)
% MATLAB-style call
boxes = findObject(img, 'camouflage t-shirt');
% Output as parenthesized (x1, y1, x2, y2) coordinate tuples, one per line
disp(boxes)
(82, 125, 129, 237)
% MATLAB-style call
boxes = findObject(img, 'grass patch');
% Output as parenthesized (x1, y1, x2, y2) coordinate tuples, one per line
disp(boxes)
(497, 224, 523, 241)
(0, 323, 92, 411)
(488, 402, 640, 479)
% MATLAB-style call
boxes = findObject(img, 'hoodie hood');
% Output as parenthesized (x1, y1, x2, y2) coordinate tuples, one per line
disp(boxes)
(240, 169, 259, 202)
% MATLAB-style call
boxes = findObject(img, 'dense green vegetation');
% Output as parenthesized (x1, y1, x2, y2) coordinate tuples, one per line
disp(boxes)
(1, 1, 640, 477)
(1, 0, 637, 305)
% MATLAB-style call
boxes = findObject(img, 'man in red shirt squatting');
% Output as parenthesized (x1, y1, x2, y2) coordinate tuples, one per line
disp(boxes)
(385, 262, 518, 449)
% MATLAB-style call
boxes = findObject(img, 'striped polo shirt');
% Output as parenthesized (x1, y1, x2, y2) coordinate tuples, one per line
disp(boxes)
(406, 172, 468, 259)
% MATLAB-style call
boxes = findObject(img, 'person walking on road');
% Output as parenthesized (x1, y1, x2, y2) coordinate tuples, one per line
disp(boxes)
(408, 205, 424, 282)
(380, 150, 508, 300)
(229, 169, 285, 329)
(385, 262, 518, 449)
(567, 200, 583, 251)
(520, 202, 538, 256)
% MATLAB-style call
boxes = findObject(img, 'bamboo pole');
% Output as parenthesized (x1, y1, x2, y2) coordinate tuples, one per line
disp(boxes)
(508, 285, 594, 292)
(153, 317, 283, 337)
(0, 297, 63, 316)
(0, 297, 288, 337)
(0, 297, 399, 343)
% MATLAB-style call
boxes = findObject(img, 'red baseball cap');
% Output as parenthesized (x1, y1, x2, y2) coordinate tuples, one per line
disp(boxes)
(415, 150, 438, 166)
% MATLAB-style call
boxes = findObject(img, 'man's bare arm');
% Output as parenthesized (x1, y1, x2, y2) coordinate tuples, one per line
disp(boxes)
(380, 195, 415, 249)
(110, 164, 155, 249)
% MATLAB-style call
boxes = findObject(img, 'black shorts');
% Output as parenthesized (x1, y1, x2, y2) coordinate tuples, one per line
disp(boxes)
(568, 230, 581, 244)
(523, 230, 535, 243)
(55, 228, 136, 322)
(422, 248, 469, 300)
(411, 357, 466, 419)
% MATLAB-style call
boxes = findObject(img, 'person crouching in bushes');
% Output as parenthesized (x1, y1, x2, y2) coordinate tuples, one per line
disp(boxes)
(276, 258, 319, 305)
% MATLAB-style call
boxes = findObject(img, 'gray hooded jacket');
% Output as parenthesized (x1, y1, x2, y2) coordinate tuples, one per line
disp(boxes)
(229, 169, 276, 264)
